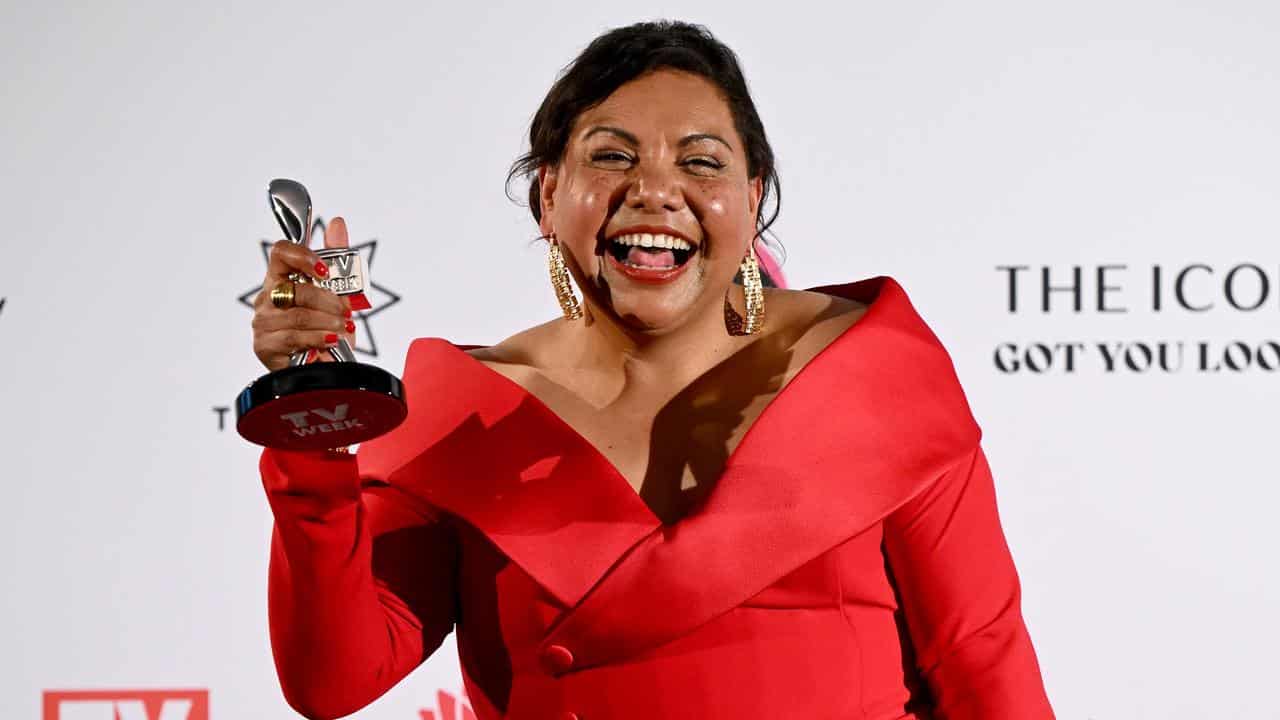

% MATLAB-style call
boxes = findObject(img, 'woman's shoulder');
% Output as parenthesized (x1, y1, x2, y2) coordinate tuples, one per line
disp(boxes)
(792, 274, 945, 343)
(400, 321, 554, 367)
(763, 285, 869, 330)
(773, 275, 966, 378)
(453, 321, 561, 388)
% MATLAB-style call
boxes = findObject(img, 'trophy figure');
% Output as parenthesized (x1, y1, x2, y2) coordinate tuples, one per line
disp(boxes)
(235, 179, 407, 450)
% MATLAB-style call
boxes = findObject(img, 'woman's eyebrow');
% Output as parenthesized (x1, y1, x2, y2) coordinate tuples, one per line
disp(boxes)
(679, 133, 733, 152)
(583, 126, 639, 145)
(582, 126, 733, 152)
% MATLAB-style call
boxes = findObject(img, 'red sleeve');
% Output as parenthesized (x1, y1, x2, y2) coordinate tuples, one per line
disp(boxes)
(883, 444, 1054, 719)
(261, 443, 458, 720)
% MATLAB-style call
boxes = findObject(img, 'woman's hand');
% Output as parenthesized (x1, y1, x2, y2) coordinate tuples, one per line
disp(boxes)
(252, 217, 357, 371)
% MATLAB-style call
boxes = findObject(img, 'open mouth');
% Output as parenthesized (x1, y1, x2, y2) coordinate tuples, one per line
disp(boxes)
(606, 233, 696, 270)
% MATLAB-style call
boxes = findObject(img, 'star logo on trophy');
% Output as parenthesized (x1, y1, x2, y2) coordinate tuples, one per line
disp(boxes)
(238, 217, 402, 358)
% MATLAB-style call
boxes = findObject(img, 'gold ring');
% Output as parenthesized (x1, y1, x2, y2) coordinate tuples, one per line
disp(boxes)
(270, 281, 296, 309)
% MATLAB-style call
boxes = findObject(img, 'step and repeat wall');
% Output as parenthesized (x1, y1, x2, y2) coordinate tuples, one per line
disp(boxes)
(3, 1, 1276, 718)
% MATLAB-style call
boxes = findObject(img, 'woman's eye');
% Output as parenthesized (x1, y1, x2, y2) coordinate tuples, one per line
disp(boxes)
(684, 157, 724, 170)
(591, 151, 633, 164)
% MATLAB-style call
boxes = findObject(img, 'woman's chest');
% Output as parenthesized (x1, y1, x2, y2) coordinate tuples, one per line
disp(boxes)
(470, 299, 866, 524)
(529, 383, 780, 524)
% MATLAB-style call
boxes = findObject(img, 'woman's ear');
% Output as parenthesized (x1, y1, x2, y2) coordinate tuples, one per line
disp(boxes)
(538, 165, 558, 236)
(747, 175, 763, 219)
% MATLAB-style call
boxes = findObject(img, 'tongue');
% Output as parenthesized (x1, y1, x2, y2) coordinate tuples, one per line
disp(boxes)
(626, 247, 676, 268)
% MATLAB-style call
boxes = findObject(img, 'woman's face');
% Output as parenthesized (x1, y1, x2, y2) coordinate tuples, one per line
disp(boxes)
(540, 68, 762, 334)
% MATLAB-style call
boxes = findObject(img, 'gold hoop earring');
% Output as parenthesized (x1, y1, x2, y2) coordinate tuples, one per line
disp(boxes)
(547, 233, 583, 320)
(725, 243, 765, 335)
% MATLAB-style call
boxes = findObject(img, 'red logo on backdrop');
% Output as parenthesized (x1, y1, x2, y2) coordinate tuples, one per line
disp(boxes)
(43, 690, 209, 720)
(419, 690, 475, 720)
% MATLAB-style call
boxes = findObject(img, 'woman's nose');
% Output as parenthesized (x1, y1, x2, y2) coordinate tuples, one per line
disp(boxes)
(626, 162, 685, 212)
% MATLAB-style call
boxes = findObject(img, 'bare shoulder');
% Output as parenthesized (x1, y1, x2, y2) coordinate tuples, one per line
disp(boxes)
(761, 286, 869, 342)
(462, 320, 560, 374)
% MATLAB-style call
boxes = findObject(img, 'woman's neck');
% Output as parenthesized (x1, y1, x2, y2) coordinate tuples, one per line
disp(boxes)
(563, 291, 746, 387)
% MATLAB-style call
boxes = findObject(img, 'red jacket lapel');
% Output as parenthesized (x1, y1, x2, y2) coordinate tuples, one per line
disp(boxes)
(356, 338, 655, 609)
(538, 276, 983, 670)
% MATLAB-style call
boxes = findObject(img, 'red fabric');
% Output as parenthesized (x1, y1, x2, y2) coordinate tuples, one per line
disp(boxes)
(261, 276, 1054, 720)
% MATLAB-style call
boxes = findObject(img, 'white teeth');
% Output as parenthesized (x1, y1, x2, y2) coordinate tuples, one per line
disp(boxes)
(611, 233, 693, 251)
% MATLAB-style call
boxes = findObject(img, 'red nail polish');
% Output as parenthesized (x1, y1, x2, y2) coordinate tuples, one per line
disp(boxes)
(324, 333, 338, 344)
(315, 261, 328, 276)
(343, 309, 352, 319)
(345, 320, 356, 333)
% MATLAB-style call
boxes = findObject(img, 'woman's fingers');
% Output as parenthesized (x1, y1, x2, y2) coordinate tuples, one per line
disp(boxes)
(252, 306, 350, 335)
(252, 283, 355, 370)
(266, 239, 327, 282)
(254, 328, 343, 371)
(322, 216, 358, 346)
(323, 215, 372, 312)
(254, 278, 350, 317)
(325, 216, 349, 249)
(251, 218, 358, 372)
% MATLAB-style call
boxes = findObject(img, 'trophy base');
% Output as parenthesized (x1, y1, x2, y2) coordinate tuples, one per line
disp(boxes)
(235, 362, 407, 450)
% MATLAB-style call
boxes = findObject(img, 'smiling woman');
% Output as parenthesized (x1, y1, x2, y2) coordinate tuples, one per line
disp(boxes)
(253, 19, 1055, 720)
(527, 68, 766, 333)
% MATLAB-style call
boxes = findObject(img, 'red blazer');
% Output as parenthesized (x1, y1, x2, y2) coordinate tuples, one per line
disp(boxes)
(261, 276, 1054, 720)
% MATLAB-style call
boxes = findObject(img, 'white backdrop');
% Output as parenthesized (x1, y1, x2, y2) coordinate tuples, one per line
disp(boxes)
(3, 1, 1278, 718)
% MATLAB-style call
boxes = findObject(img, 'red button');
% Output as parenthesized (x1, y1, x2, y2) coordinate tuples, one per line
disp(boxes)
(541, 643, 574, 674)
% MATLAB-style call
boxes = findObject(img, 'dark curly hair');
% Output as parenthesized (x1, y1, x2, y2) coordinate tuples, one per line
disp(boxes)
(506, 20, 784, 286)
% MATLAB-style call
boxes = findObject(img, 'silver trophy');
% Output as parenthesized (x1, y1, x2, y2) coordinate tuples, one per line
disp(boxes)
(268, 179, 361, 364)
(236, 179, 406, 450)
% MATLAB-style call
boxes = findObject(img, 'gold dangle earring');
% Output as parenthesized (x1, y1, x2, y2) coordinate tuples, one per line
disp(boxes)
(547, 232, 583, 320)
(725, 241, 765, 335)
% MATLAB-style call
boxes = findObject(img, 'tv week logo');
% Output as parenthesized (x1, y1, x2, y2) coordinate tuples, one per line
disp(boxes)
(281, 403, 364, 437)
(43, 690, 209, 720)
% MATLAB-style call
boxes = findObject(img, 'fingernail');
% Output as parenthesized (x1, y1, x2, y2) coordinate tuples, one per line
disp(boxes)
(345, 320, 356, 333)
(315, 261, 328, 277)
(343, 308, 352, 319)
(324, 333, 338, 344)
